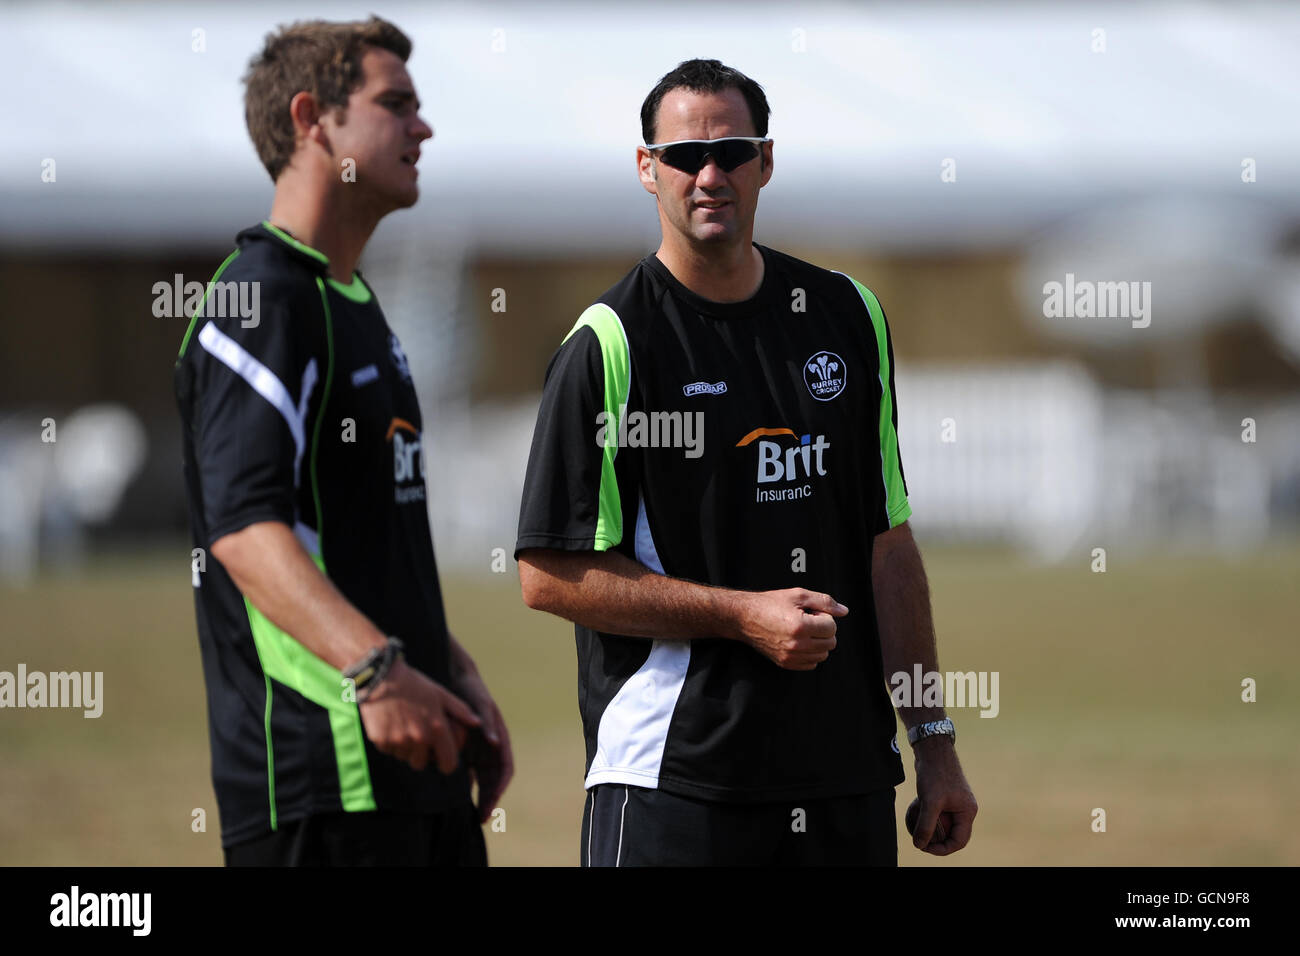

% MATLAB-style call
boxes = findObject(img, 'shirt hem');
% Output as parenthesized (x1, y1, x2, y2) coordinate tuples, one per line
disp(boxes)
(219, 791, 471, 849)
(582, 766, 907, 804)
(514, 533, 598, 559)
(207, 509, 294, 547)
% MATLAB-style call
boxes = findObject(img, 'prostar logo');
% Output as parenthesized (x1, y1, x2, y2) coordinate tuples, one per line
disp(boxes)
(683, 381, 727, 397)
(736, 426, 830, 503)
(803, 350, 846, 401)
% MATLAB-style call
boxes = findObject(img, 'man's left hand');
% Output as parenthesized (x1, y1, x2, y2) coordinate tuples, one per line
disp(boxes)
(452, 667, 514, 825)
(910, 737, 977, 855)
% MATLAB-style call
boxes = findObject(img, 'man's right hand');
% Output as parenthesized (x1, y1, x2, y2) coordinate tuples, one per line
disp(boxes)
(737, 589, 846, 671)
(358, 658, 482, 774)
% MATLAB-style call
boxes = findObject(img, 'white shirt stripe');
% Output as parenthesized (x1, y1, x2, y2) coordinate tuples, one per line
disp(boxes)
(197, 321, 318, 490)
(584, 495, 691, 791)
(615, 786, 629, 867)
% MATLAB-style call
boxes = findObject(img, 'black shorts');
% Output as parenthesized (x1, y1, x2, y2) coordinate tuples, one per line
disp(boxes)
(580, 784, 897, 866)
(223, 805, 487, 867)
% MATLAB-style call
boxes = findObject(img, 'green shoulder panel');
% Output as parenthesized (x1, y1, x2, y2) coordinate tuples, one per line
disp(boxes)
(848, 278, 911, 528)
(564, 304, 631, 551)
(176, 248, 241, 360)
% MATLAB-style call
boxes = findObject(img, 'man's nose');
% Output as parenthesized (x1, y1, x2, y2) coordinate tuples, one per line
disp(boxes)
(695, 154, 726, 185)
(414, 116, 434, 142)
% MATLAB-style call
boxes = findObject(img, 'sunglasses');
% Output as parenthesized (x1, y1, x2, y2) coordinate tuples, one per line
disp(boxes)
(644, 136, 770, 174)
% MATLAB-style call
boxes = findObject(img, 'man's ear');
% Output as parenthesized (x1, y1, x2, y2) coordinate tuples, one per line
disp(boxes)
(288, 91, 322, 139)
(288, 91, 337, 159)
(637, 147, 659, 196)
(759, 140, 774, 187)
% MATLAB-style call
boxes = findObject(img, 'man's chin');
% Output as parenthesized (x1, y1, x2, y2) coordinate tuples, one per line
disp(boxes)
(690, 223, 738, 244)
(396, 184, 420, 208)
(382, 186, 421, 213)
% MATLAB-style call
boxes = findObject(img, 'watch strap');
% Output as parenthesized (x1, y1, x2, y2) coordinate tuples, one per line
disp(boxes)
(907, 717, 955, 745)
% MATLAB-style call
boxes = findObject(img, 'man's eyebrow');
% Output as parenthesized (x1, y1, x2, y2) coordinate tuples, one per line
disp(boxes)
(377, 88, 420, 110)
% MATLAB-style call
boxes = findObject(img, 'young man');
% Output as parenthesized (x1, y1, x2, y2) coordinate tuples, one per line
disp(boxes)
(516, 59, 976, 866)
(174, 16, 511, 866)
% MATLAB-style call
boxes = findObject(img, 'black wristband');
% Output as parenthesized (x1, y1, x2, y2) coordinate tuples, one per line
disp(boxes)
(345, 637, 405, 702)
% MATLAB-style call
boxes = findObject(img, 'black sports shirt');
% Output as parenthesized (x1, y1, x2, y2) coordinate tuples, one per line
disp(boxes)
(174, 221, 469, 847)
(516, 244, 910, 803)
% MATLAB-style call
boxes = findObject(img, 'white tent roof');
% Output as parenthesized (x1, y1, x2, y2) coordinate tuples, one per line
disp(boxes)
(5, 0, 1300, 253)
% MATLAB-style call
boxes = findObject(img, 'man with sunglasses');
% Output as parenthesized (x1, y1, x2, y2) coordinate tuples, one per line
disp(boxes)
(516, 59, 976, 866)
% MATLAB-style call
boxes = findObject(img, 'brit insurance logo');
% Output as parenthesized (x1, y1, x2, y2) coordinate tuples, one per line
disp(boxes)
(736, 426, 830, 503)
(803, 351, 846, 401)
(386, 417, 425, 505)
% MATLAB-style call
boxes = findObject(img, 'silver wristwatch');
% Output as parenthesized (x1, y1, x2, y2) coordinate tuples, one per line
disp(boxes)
(906, 717, 955, 746)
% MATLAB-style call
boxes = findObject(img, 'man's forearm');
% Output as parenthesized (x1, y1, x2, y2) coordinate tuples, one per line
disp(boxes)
(210, 520, 387, 671)
(520, 547, 848, 671)
(447, 633, 477, 682)
(874, 524, 977, 849)
(872, 523, 947, 730)
(518, 548, 747, 641)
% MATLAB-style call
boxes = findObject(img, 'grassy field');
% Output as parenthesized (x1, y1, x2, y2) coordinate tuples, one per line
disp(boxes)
(1, 541, 1297, 866)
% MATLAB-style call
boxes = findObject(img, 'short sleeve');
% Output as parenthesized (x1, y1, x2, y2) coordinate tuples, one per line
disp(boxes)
(846, 278, 911, 534)
(515, 304, 632, 556)
(187, 288, 321, 542)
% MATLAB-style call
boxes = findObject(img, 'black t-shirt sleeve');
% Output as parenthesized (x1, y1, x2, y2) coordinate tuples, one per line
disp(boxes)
(869, 296, 912, 535)
(190, 289, 320, 542)
(840, 273, 911, 536)
(515, 323, 622, 556)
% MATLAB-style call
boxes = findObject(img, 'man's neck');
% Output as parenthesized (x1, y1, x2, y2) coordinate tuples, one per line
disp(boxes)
(655, 234, 764, 304)
(267, 174, 381, 281)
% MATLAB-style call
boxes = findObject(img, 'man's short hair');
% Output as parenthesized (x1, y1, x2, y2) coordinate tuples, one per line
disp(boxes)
(243, 16, 412, 182)
(640, 58, 771, 145)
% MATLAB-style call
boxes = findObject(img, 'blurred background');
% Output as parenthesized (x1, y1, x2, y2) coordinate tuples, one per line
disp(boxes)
(1, 0, 1297, 866)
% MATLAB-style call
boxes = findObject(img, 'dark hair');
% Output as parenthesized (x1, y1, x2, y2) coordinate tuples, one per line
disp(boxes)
(244, 16, 413, 181)
(640, 59, 770, 144)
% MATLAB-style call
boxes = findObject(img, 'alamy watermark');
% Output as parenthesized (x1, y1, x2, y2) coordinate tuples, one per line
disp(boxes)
(890, 665, 999, 718)
(1042, 272, 1151, 328)
(50, 886, 150, 936)
(595, 405, 704, 459)
(0, 664, 103, 718)
(153, 274, 261, 328)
